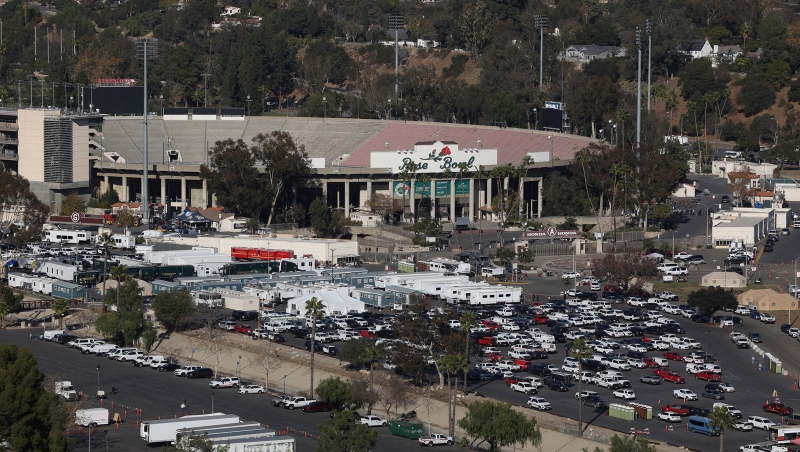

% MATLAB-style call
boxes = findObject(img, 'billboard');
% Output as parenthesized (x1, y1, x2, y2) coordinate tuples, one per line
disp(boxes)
(81, 86, 144, 115)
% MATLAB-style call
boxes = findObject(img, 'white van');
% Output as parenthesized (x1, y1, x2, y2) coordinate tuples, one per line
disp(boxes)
(42, 329, 65, 341)
(724, 150, 741, 159)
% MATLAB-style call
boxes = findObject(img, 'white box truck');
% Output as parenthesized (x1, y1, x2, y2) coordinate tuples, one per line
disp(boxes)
(55, 381, 77, 400)
(75, 408, 109, 427)
(140, 413, 240, 445)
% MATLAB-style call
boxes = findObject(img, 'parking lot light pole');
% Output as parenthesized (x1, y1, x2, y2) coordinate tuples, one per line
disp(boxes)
(211, 391, 215, 413)
(96, 365, 100, 393)
(793, 257, 800, 324)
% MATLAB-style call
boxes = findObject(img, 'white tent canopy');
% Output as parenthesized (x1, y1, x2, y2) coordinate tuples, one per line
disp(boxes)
(287, 289, 366, 315)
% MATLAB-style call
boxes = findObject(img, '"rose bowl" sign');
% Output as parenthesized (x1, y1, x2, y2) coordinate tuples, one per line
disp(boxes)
(371, 140, 498, 174)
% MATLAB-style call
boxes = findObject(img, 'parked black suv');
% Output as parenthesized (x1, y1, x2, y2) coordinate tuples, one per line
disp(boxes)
(781, 324, 792, 334)
(186, 368, 214, 379)
(543, 376, 569, 391)
(529, 364, 553, 377)
(231, 310, 258, 321)
(582, 360, 607, 372)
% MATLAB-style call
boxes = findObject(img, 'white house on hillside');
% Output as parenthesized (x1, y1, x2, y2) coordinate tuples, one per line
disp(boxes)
(560, 45, 626, 64)
(685, 38, 713, 60)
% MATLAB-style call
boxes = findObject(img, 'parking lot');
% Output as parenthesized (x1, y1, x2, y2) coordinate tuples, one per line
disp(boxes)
(147, 288, 798, 452)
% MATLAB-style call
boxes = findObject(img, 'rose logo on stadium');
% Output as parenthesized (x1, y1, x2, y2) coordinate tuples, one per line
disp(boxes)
(394, 182, 410, 197)
(420, 146, 452, 162)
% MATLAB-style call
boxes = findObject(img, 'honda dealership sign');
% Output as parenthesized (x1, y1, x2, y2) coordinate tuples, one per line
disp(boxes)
(372, 140, 497, 174)
(523, 227, 580, 239)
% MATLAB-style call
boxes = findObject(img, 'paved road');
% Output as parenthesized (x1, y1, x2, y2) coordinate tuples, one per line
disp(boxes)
(4, 329, 449, 452)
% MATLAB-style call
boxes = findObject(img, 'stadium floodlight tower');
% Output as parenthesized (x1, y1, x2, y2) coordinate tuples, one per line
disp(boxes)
(534, 15, 548, 89)
(136, 38, 158, 224)
(388, 14, 404, 100)
(635, 27, 642, 149)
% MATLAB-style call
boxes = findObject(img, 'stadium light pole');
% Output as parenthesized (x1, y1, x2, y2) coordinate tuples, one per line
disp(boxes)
(388, 14, 404, 101)
(646, 19, 652, 111)
(534, 15, 548, 90)
(635, 27, 642, 148)
(136, 38, 158, 226)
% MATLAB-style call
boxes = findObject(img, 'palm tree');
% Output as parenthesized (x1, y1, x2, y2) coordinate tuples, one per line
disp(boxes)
(98, 232, 114, 297)
(616, 108, 630, 150)
(109, 265, 128, 306)
(708, 406, 737, 452)
(0, 300, 8, 328)
(513, 155, 533, 222)
(52, 299, 70, 329)
(459, 311, 478, 394)
(305, 297, 325, 396)
(398, 162, 419, 224)
(569, 338, 595, 436)
(440, 353, 467, 437)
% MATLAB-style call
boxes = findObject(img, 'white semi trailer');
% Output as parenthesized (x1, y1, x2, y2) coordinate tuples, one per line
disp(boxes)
(139, 413, 240, 444)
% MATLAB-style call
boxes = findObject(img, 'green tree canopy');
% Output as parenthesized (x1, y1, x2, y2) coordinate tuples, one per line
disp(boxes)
(59, 192, 86, 216)
(457, 400, 541, 452)
(314, 376, 362, 410)
(0, 344, 72, 451)
(152, 289, 195, 332)
(317, 410, 376, 452)
(687, 286, 738, 315)
(678, 59, 725, 103)
(97, 278, 145, 346)
(737, 75, 776, 117)
(308, 198, 344, 239)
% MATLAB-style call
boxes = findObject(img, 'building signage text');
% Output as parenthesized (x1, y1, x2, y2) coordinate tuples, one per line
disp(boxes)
(522, 227, 579, 239)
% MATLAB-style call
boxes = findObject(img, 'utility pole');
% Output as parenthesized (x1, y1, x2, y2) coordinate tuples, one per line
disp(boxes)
(646, 19, 652, 111)
(635, 27, 642, 148)
(136, 38, 158, 225)
(535, 15, 548, 90)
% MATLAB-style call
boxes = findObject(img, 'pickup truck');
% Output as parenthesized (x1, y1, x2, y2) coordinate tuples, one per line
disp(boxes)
(283, 396, 317, 409)
(209, 377, 240, 388)
(510, 382, 538, 394)
(418, 433, 454, 446)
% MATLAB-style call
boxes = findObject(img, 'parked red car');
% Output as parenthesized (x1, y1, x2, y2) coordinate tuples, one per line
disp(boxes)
(532, 315, 549, 324)
(695, 371, 722, 382)
(505, 376, 523, 386)
(663, 352, 684, 361)
(485, 352, 503, 361)
(481, 320, 501, 331)
(764, 402, 793, 415)
(661, 404, 691, 416)
(302, 401, 334, 413)
(653, 369, 686, 384)
(477, 336, 496, 346)
(234, 324, 254, 334)
(641, 357, 660, 368)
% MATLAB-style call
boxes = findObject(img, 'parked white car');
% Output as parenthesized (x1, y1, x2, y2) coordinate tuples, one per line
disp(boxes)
(359, 415, 388, 427)
(674, 389, 698, 401)
(747, 416, 776, 430)
(613, 389, 636, 400)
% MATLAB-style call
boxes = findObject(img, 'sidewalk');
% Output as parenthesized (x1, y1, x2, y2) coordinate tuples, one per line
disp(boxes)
(153, 330, 685, 452)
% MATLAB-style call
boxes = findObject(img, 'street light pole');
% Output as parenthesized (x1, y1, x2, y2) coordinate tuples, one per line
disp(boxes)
(646, 20, 652, 111)
(322, 96, 327, 120)
(96, 364, 100, 393)
(246, 95, 251, 117)
(211, 390, 215, 413)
